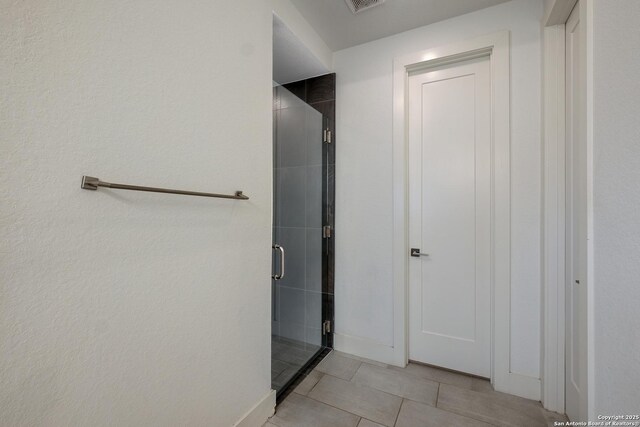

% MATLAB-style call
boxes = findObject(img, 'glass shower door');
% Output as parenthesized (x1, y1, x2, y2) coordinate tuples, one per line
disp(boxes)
(271, 85, 324, 394)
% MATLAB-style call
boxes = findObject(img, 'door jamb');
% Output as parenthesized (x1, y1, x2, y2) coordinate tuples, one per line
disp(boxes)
(542, 19, 568, 414)
(542, 0, 594, 416)
(392, 31, 540, 400)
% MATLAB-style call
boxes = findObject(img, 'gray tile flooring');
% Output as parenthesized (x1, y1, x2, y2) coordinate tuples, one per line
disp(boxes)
(272, 336, 321, 392)
(266, 351, 568, 427)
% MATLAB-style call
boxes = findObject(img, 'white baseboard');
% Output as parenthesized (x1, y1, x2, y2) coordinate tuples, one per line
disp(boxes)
(334, 332, 401, 367)
(233, 389, 276, 427)
(494, 372, 542, 401)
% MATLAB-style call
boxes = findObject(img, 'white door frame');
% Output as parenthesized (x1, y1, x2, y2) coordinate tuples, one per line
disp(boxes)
(541, 0, 594, 416)
(392, 31, 538, 400)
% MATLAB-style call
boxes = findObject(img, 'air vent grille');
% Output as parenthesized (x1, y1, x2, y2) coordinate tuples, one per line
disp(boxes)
(344, 0, 386, 14)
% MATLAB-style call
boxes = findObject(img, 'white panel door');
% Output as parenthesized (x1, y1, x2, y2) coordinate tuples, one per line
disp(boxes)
(408, 57, 491, 377)
(565, 0, 588, 421)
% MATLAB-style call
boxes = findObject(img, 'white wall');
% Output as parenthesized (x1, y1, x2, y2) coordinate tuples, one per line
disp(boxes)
(273, 15, 330, 84)
(334, 0, 544, 378)
(272, 0, 333, 72)
(0, 1, 273, 426)
(592, 0, 640, 414)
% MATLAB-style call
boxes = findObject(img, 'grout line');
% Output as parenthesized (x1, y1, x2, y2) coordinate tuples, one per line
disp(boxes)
(296, 369, 499, 427)
(304, 374, 404, 425)
(400, 396, 437, 409)
(302, 393, 368, 421)
(435, 399, 501, 426)
(343, 364, 441, 408)
(392, 398, 405, 427)
(302, 387, 493, 427)
(304, 372, 323, 396)
(281, 358, 531, 427)
(347, 361, 363, 382)
(304, 368, 402, 424)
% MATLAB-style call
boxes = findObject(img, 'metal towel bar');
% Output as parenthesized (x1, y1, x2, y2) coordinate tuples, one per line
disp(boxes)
(81, 176, 249, 200)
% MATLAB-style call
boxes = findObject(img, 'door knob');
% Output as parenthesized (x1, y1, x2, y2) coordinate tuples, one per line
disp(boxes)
(411, 248, 429, 258)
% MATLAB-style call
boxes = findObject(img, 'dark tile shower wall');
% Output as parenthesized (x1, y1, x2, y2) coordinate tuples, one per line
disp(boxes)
(284, 73, 335, 348)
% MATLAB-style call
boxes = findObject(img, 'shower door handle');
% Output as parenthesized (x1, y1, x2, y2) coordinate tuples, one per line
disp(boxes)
(272, 245, 285, 280)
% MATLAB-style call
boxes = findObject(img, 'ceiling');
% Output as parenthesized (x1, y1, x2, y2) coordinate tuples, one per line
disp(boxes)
(289, 0, 511, 51)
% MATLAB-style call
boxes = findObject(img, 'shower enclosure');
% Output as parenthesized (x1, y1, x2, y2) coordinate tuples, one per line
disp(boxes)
(271, 84, 330, 396)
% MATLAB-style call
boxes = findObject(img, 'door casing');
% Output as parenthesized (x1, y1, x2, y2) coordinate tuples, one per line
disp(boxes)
(392, 31, 541, 401)
(564, 2, 588, 420)
(541, 0, 594, 416)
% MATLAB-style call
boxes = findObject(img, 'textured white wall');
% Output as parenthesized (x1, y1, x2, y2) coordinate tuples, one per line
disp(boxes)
(593, 0, 640, 414)
(0, 1, 273, 426)
(334, 0, 544, 378)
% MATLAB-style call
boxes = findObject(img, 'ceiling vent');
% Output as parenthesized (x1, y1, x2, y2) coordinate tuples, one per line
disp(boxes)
(344, 0, 386, 14)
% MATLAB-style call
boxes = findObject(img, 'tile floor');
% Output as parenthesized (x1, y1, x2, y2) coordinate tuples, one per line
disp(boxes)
(272, 336, 322, 392)
(265, 351, 568, 427)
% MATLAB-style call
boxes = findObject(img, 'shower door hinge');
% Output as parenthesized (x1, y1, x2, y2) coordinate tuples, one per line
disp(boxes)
(323, 129, 332, 144)
(322, 320, 332, 335)
(323, 225, 332, 238)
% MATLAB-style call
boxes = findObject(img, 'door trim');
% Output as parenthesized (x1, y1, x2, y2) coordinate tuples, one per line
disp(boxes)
(542, 22, 567, 414)
(542, 0, 594, 416)
(392, 31, 540, 400)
